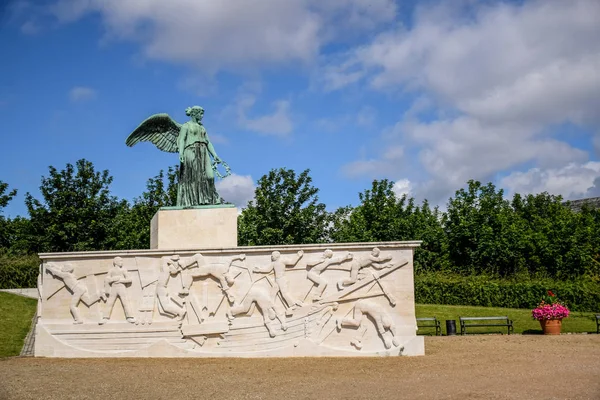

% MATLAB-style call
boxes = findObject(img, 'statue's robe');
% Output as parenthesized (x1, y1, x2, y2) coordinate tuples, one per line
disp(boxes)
(177, 125, 221, 206)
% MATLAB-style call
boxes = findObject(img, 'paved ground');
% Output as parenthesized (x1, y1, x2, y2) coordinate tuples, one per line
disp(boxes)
(1, 335, 599, 400)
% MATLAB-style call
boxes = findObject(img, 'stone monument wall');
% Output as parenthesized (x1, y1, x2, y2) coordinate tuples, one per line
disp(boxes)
(34, 241, 423, 357)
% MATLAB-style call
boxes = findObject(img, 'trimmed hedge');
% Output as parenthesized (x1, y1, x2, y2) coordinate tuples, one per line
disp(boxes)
(0, 254, 39, 289)
(415, 273, 600, 312)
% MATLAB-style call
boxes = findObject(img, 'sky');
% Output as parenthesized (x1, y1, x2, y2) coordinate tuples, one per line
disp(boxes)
(1, 0, 599, 218)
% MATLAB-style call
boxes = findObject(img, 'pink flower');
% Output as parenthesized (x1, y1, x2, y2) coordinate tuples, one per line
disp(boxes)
(532, 303, 570, 321)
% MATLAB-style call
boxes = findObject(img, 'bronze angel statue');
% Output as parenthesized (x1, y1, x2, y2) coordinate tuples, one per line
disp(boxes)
(126, 106, 231, 207)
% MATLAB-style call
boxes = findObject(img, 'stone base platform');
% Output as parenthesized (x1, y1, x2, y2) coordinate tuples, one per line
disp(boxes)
(150, 205, 238, 249)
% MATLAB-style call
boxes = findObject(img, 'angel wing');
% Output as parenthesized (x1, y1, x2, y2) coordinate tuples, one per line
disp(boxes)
(126, 113, 182, 153)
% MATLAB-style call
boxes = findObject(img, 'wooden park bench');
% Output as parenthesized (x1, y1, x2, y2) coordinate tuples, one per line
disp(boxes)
(459, 316, 513, 335)
(416, 317, 442, 336)
(596, 314, 599, 334)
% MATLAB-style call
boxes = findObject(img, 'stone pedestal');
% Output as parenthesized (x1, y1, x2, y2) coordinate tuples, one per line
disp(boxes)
(150, 205, 238, 249)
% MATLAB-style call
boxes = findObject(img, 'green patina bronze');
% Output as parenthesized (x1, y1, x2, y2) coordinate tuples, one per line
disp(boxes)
(126, 106, 231, 207)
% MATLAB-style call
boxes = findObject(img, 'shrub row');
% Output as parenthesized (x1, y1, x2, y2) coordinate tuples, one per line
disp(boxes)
(0, 254, 39, 289)
(415, 273, 600, 312)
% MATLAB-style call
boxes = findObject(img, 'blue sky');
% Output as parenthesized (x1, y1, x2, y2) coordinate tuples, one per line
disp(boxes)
(1, 0, 599, 218)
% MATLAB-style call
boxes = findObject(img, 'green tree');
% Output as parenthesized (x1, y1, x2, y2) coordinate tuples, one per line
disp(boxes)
(330, 179, 399, 243)
(330, 179, 447, 272)
(0, 181, 17, 211)
(2, 216, 33, 254)
(24, 159, 123, 252)
(513, 192, 598, 279)
(444, 180, 526, 277)
(112, 166, 178, 249)
(0, 181, 17, 249)
(238, 168, 329, 245)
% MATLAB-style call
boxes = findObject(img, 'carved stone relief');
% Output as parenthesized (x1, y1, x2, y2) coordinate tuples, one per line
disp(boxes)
(99, 257, 136, 325)
(45, 263, 104, 324)
(35, 242, 423, 357)
(337, 299, 400, 350)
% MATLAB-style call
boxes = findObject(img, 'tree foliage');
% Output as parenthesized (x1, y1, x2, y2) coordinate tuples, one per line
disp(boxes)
(0, 181, 17, 250)
(238, 168, 329, 246)
(112, 167, 178, 249)
(443, 180, 600, 278)
(444, 180, 524, 276)
(511, 192, 600, 279)
(0, 181, 17, 211)
(24, 159, 123, 252)
(330, 179, 447, 272)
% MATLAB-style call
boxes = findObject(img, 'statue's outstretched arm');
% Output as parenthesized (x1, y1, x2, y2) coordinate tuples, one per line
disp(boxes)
(206, 135, 220, 162)
(285, 250, 304, 267)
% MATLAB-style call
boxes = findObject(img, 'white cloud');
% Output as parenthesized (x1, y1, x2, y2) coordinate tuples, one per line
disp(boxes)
(226, 83, 294, 137)
(44, 0, 396, 73)
(383, 146, 403, 161)
(333, 0, 600, 203)
(586, 177, 600, 198)
(500, 162, 600, 200)
(342, 159, 386, 178)
(69, 86, 97, 102)
(342, 145, 404, 178)
(215, 174, 256, 208)
(406, 117, 587, 182)
(313, 116, 349, 134)
(176, 75, 219, 97)
(320, 64, 365, 92)
(350, 0, 600, 115)
(240, 100, 293, 137)
(392, 179, 411, 198)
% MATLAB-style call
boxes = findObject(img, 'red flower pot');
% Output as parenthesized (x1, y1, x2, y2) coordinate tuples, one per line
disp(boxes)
(539, 319, 562, 335)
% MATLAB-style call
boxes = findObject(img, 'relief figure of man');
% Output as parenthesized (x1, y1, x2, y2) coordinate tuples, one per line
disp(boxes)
(99, 257, 136, 324)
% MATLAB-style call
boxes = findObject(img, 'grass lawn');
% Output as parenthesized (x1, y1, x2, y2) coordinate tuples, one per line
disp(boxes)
(0, 292, 37, 357)
(416, 303, 599, 335)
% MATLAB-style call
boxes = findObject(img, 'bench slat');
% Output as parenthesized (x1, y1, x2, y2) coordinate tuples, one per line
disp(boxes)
(459, 316, 513, 335)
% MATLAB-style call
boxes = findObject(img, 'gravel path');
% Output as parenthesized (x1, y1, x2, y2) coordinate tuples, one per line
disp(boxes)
(1, 335, 599, 400)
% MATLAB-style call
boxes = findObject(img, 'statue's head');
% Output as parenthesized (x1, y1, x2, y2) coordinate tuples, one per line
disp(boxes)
(271, 251, 281, 261)
(323, 249, 333, 259)
(113, 257, 124, 267)
(167, 254, 181, 269)
(371, 247, 380, 257)
(62, 264, 74, 273)
(185, 106, 204, 122)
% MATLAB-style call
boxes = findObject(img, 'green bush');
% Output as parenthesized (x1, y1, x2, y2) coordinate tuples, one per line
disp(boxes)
(0, 253, 39, 289)
(415, 273, 600, 312)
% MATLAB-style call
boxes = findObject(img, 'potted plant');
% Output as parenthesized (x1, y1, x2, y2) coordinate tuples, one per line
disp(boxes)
(532, 290, 570, 335)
